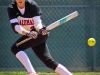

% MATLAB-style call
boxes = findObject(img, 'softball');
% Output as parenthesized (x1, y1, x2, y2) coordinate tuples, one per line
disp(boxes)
(87, 38, 96, 46)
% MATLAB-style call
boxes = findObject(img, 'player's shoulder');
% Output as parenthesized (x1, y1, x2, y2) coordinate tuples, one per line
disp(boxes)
(7, 2, 17, 10)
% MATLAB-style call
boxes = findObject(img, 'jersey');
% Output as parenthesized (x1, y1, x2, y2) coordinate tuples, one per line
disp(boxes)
(7, 0, 42, 33)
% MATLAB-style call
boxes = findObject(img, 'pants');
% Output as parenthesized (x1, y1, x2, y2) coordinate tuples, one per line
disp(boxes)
(11, 34, 58, 70)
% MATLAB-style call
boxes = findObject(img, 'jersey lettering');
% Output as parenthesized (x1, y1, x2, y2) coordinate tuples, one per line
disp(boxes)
(17, 16, 34, 31)
(19, 19, 34, 25)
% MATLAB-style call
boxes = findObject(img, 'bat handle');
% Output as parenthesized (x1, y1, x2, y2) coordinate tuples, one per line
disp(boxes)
(16, 37, 33, 47)
(16, 30, 43, 47)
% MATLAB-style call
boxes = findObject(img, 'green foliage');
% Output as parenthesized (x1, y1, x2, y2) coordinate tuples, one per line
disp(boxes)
(0, 72, 100, 75)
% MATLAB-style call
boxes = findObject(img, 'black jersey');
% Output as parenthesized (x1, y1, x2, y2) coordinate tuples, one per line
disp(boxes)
(7, 0, 42, 33)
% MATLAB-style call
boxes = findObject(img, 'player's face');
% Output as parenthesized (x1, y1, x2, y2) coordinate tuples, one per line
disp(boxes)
(15, 0, 25, 8)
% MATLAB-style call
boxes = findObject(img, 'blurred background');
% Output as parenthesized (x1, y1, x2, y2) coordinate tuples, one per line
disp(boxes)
(0, 0, 100, 72)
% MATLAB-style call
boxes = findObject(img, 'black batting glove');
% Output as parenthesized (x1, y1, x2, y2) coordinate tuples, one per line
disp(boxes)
(26, 31, 38, 39)
(39, 27, 50, 35)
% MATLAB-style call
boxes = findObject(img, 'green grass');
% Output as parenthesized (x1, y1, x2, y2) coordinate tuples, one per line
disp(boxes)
(0, 71, 100, 75)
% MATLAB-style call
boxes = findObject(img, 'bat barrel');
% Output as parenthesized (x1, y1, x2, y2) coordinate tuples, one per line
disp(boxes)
(46, 11, 79, 30)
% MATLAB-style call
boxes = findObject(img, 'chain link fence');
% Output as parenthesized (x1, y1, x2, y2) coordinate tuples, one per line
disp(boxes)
(0, 0, 100, 72)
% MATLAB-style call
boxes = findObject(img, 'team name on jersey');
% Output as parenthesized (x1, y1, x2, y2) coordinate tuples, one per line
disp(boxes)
(19, 19, 34, 25)
(17, 16, 34, 31)
(17, 16, 34, 25)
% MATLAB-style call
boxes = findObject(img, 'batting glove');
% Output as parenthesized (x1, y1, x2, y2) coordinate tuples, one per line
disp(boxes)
(26, 31, 38, 39)
(39, 27, 49, 35)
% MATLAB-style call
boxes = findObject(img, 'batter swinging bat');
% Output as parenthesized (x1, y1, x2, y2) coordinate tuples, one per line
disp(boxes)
(16, 11, 79, 47)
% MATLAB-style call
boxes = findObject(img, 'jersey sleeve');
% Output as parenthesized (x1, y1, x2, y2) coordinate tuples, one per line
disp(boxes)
(7, 5, 19, 33)
(30, 1, 42, 17)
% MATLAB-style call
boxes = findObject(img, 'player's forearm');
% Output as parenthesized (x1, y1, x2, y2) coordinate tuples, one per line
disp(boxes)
(15, 25, 29, 35)
(22, 30, 29, 35)
(10, 18, 29, 35)
(35, 23, 43, 32)
(33, 16, 43, 32)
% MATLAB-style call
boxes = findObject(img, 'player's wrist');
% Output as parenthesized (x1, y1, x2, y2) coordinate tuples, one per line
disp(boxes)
(39, 27, 45, 34)
(22, 30, 30, 35)
(39, 27, 49, 35)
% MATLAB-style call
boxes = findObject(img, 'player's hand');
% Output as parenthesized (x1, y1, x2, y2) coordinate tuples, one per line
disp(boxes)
(26, 31, 38, 39)
(39, 27, 49, 35)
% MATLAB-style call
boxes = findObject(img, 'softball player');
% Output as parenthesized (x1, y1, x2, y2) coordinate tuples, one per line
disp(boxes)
(7, 0, 73, 75)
